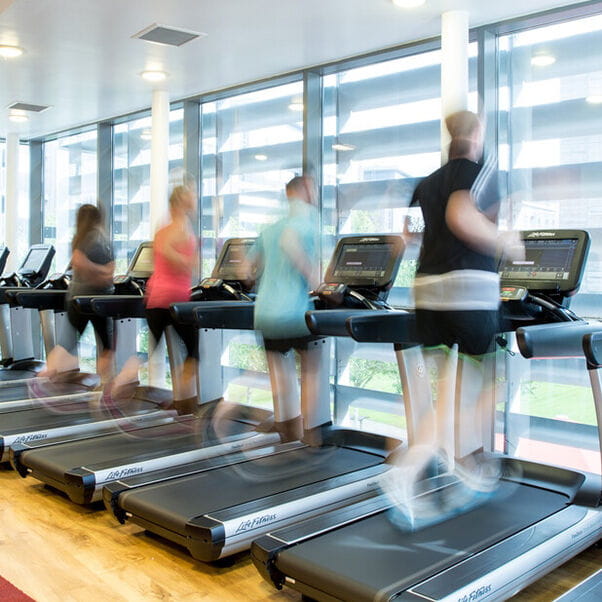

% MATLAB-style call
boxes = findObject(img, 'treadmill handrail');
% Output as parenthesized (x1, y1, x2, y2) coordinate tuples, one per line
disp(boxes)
(89, 295, 146, 319)
(191, 301, 255, 330)
(10, 289, 69, 311)
(305, 309, 380, 337)
(345, 310, 418, 344)
(516, 321, 602, 359)
(583, 332, 602, 368)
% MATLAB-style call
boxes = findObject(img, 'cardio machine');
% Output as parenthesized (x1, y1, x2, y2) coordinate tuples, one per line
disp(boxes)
(0, 244, 55, 381)
(251, 229, 602, 602)
(100, 234, 405, 562)
(9, 238, 280, 503)
(0, 244, 175, 463)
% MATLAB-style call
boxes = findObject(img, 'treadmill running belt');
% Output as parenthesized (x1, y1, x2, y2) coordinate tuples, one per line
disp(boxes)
(119, 446, 382, 535)
(23, 417, 253, 477)
(276, 482, 571, 602)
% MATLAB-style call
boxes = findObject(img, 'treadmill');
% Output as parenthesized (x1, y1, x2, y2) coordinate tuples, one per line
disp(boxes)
(251, 229, 602, 602)
(0, 244, 55, 381)
(100, 234, 405, 562)
(0, 243, 176, 463)
(9, 238, 279, 504)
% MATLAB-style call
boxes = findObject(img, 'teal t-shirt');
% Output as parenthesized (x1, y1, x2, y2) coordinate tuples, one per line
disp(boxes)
(253, 200, 318, 340)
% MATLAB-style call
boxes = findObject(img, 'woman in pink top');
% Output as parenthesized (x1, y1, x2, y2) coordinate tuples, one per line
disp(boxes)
(144, 185, 199, 414)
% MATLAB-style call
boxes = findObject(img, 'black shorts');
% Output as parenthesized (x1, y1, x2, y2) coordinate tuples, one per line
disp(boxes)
(264, 336, 324, 353)
(145, 308, 199, 361)
(415, 308, 499, 356)
(67, 300, 113, 352)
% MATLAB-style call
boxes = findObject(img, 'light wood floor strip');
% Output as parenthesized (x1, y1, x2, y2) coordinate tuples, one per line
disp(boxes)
(0, 466, 599, 601)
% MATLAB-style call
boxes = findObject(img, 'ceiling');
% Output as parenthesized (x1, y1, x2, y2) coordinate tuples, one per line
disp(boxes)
(0, 0, 587, 140)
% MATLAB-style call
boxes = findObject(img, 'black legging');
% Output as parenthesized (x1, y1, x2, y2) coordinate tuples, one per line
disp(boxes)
(66, 300, 113, 352)
(145, 308, 199, 360)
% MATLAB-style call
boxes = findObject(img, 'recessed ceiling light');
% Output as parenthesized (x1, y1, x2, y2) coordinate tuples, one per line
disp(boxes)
(288, 102, 304, 112)
(0, 45, 24, 58)
(254, 154, 268, 161)
(332, 143, 356, 152)
(141, 70, 168, 82)
(586, 95, 602, 104)
(531, 54, 556, 67)
(392, 0, 426, 8)
(9, 113, 28, 123)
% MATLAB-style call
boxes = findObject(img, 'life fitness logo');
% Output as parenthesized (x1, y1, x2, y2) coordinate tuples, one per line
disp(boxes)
(527, 232, 556, 238)
(359, 238, 380, 243)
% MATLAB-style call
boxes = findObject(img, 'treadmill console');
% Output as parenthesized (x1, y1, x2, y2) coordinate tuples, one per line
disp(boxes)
(318, 235, 404, 308)
(17, 244, 56, 286)
(500, 230, 590, 324)
(193, 238, 256, 301)
(113, 242, 154, 295)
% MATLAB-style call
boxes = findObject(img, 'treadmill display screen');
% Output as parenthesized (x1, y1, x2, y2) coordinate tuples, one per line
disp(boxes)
(500, 238, 578, 282)
(333, 243, 393, 280)
(215, 243, 253, 279)
(132, 247, 154, 274)
(21, 248, 50, 272)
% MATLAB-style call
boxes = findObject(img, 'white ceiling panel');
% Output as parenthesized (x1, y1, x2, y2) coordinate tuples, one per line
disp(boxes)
(0, 0, 588, 139)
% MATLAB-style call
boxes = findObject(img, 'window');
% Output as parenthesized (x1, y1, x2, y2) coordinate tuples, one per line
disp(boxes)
(112, 108, 184, 274)
(496, 13, 602, 473)
(200, 80, 304, 408)
(0, 142, 30, 265)
(43, 131, 98, 270)
(324, 46, 478, 438)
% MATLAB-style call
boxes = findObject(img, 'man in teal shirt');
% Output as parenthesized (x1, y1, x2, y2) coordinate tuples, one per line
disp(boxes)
(252, 175, 320, 441)
(253, 175, 319, 340)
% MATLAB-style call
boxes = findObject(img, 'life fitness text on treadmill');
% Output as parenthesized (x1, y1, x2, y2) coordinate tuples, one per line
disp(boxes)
(105, 467, 144, 480)
(235, 513, 277, 534)
(12, 433, 48, 444)
(457, 583, 492, 602)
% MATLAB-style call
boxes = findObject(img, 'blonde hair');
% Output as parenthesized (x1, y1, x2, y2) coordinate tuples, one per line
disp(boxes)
(169, 185, 194, 210)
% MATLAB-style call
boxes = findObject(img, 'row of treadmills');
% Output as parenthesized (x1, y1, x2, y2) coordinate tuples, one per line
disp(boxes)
(0, 230, 600, 601)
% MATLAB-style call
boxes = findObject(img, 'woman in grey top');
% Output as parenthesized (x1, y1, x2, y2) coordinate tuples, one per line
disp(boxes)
(45, 204, 115, 383)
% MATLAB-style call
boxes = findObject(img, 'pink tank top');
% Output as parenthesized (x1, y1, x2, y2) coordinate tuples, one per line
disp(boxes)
(146, 235, 197, 309)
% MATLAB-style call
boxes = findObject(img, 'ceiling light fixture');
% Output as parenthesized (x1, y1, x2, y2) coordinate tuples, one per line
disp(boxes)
(0, 45, 24, 58)
(392, 0, 426, 8)
(332, 143, 356, 152)
(586, 95, 602, 104)
(254, 154, 268, 161)
(288, 102, 304, 112)
(530, 54, 556, 67)
(141, 70, 168, 82)
(8, 113, 28, 123)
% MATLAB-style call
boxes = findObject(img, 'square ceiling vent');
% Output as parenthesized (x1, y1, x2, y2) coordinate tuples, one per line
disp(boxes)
(132, 23, 206, 47)
(7, 101, 51, 113)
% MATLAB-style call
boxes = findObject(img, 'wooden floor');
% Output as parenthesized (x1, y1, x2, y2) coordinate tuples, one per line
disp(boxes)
(0, 465, 599, 602)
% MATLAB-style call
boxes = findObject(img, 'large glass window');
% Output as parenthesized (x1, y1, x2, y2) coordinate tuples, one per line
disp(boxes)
(0, 142, 30, 265)
(200, 80, 304, 410)
(497, 13, 602, 473)
(112, 108, 184, 274)
(323, 46, 478, 439)
(43, 131, 98, 270)
(0, 140, 5, 249)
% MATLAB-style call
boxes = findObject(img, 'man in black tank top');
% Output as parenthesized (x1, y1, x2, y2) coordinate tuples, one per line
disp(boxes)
(383, 111, 524, 531)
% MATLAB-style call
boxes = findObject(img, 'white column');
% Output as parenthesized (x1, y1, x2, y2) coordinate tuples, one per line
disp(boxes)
(441, 10, 470, 163)
(5, 132, 20, 272)
(148, 88, 170, 387)
(150, 88, 170, 235)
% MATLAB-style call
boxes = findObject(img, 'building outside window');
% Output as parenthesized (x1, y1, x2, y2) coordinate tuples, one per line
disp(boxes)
(112, 107, 184, 274)
(496, 12, 602, 474)
(323, 45, 478, 439)
(43, 131, 98, 271)
(200, 80, 304, 410)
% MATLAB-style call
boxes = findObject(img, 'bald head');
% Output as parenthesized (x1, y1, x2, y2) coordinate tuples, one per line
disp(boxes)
(446, 110, 484, 160)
